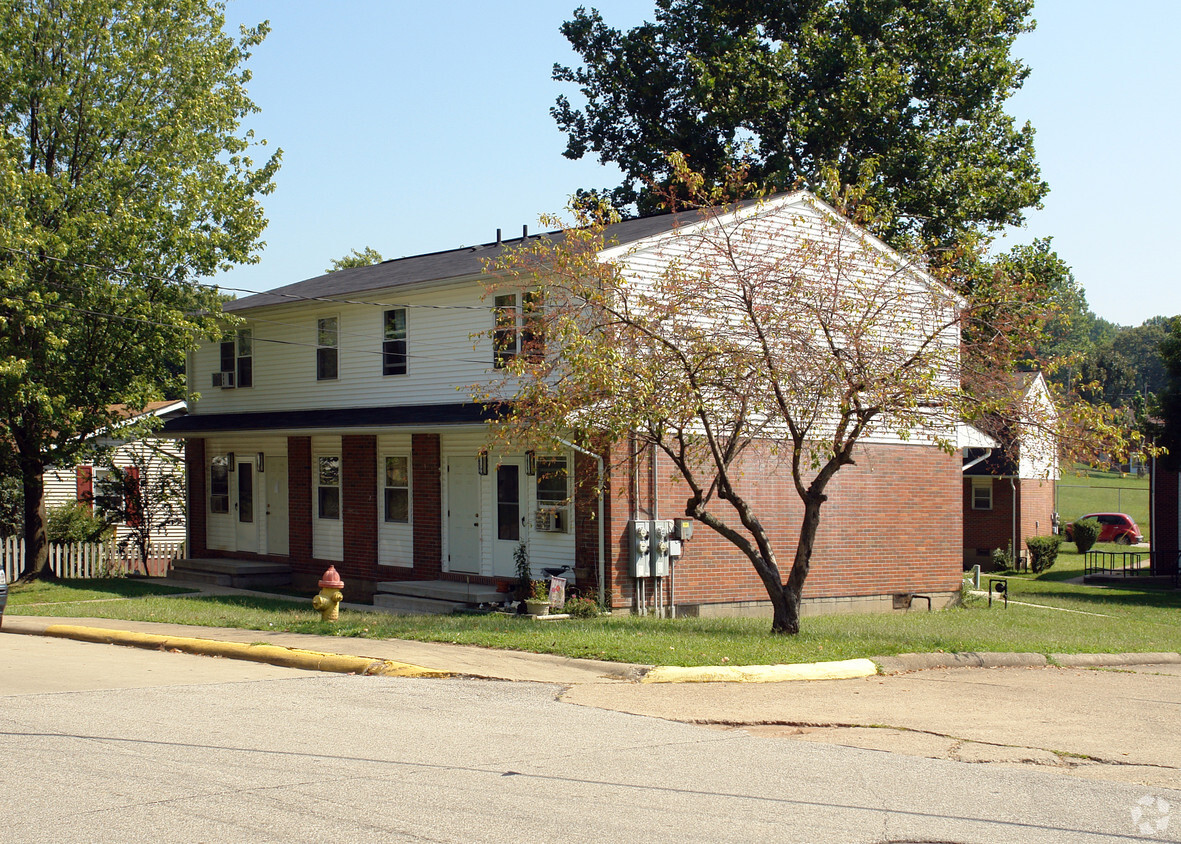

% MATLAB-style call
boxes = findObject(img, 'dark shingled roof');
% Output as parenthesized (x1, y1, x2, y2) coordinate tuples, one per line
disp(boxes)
(224, 209, 724, 313)
(222, 204, 774, 313)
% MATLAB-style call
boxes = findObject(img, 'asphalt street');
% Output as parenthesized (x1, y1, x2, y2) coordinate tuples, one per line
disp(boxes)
(2, 634, 1179, 843)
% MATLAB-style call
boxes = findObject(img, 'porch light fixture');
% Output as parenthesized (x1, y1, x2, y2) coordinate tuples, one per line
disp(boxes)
(477, 450, 489, 476)
(257, 452, 265, 473)
(525, 450, 536, 476)
(227, 452, 235, 471)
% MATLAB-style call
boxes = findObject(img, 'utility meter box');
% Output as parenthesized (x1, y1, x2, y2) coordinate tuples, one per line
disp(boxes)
(650, 519, 673, 576)
(630, 520, 651, 577)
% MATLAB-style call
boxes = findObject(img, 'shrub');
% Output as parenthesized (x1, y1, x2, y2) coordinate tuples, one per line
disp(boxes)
(990, 544, 1013, 572)
(1072, 518, 1101, 553)
(1025, 535, 1062, 574)
(563, 595, 601, 618)
(46, 502, 111, 544)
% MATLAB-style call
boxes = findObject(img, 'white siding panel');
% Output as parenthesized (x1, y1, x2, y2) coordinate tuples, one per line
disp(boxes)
(190, 280, 497, 416)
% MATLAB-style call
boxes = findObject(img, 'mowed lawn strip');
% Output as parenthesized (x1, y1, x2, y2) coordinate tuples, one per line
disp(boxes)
(9, 552, 1179, 667)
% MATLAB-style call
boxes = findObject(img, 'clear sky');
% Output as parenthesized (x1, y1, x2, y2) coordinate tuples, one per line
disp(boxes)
(218, 1, 1180, 328)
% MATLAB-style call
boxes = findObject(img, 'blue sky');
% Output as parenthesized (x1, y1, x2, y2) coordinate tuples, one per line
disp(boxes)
(219, 1, 1179, 327)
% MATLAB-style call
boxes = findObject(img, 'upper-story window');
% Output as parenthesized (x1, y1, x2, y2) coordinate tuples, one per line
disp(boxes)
(215, 328, 252, 388)
(383, 309, 407, 376)
(317, 316, 339, 381)
(235, 328, 253, 387)
(493, 291, 543, 368)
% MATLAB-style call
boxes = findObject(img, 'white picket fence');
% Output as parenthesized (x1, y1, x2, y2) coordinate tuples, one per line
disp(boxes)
(1, 536, 185, 581)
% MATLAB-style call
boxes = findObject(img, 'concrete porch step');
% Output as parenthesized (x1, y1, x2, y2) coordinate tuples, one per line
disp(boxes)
(170, 558, 292, 589)
(372, 594, 473, 615)
(375, 580, 506, 605)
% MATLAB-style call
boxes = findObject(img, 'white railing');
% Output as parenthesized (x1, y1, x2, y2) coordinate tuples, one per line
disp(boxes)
(1, 536, 185, 581)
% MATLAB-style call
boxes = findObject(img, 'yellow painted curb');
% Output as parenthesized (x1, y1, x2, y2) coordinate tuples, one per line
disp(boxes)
(42, 625, 449, 678)
(642, 658, 878, 684)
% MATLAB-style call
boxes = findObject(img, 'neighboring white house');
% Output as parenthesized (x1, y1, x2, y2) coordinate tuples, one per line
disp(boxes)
(44, 400, 188, 548)
(164, 193, 968, 614)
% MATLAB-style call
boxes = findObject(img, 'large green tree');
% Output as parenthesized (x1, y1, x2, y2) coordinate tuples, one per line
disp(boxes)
(0, 0, 279, 581)
(553, 0, 1047, 247)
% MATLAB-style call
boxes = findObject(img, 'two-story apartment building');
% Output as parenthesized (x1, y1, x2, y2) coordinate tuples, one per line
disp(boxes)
(165, 193, 967, 615)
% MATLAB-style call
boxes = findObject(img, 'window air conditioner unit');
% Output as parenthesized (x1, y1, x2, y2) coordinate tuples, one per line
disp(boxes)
(534, 508, 565, 533)
(212, 370, 235, 389)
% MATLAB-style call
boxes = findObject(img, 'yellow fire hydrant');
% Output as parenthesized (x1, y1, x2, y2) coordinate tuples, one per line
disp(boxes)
(312, 565, 344, 622)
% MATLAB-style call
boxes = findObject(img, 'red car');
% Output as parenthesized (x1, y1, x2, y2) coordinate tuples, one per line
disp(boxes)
(1064, 513, 1143, 545)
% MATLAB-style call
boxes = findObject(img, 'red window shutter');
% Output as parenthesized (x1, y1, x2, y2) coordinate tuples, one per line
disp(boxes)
(127, 466, 142, 527)
(77, 466, 94, 511)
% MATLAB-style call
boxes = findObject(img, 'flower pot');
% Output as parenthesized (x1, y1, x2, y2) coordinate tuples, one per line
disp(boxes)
(524, 599, 550, 616)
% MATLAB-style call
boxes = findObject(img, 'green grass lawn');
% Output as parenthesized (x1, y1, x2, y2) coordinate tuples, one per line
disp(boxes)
(8, 551, 1179, 666)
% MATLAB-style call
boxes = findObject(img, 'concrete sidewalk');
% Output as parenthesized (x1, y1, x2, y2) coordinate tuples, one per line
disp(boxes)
(2, 615, 644, 684)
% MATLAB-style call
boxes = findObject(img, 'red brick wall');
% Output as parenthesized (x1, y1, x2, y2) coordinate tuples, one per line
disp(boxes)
(412, 433, 442, 577)
(573, 452, 605, 590)
(342, 435, 378, 579)
(1020, 479, 1056, 541)
(963, 478, 1016, 555)
(288, 437, 313, 571)
(963, 477, 1055, 565)
(602, 440, 962, 609)
(185, 439, 207, 557)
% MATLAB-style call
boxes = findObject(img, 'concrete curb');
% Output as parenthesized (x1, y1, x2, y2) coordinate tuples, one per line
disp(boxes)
(39, 625, 450, 678)
(642, 658, 878, 684)
(1051, 652, 1181, 667)
(872, 652, 1048, 674)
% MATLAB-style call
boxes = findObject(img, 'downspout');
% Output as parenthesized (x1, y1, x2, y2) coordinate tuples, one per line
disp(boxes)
(962, 448, 992, 473)
(557, 438, 605, 607)
(1011, 477, 1019, 570)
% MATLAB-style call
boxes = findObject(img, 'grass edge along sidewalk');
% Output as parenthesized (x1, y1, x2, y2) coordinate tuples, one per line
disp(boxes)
(7, 561, 1181, 668)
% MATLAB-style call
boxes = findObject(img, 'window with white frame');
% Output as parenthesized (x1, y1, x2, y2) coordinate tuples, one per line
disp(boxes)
(317, 456, 340, 519)
(235, 327, 253, 387)
(92, 467, 122, 517)
(383, 455, 410, 522)
(317, 316, 339, 380)
(493, 291, 543, 368)
(971, 477, 993, 510)
(215, 329, 253, 388)
(535, 455, 569, 531)
(382, 309, 407, 376)
(209, 456, 230, 513)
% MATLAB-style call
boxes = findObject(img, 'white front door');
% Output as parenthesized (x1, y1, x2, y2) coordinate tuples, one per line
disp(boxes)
(447, 458, 480, 573)
(266, 456, 289, 556)
(492, 460, 525, 578)
(234, 459, 258, 553)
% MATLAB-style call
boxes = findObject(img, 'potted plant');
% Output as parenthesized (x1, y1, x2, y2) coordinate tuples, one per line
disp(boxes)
(513, 540, 531, 599)
(524, 579, 551, 616)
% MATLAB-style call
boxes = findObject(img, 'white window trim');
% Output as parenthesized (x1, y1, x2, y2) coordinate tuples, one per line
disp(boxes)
(970, 477, 993, 511)
(315, 454, 341, 521)
(381, 452, 412, 524)
(316, 315, 340, 382)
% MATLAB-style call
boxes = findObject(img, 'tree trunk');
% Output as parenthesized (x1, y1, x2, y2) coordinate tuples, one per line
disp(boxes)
(769, 583, 802, 635)
(772, 492, 826, 635)
(16, 456, 54, 583)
